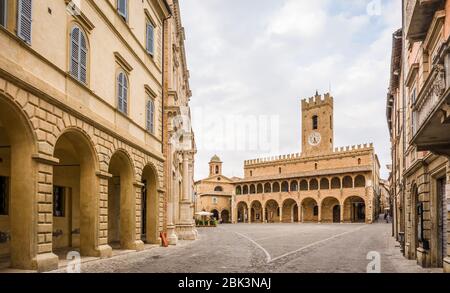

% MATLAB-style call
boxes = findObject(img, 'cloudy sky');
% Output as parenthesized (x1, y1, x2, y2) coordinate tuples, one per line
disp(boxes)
(179, 0, 401, 181)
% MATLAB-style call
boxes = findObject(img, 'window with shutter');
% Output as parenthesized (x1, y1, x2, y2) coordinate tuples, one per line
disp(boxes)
(0, 0, 7, 27)
(146, 22, 154, 55)
(17, 0, 32, 44)
(70, 26, 88, 84)
(117, 0, 127, 21)
(146, 98, 155, 134)
(118, 72, 128, 114)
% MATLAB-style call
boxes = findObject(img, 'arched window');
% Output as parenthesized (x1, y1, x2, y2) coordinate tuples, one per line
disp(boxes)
(250, 184, 256, 194)
(273, 182, 280, 193)
(309, 179, 318, 190)
(312, 115, 318, 130)
(257, 184, 263, 194)
(70, 25, 88, 84)
(243, 185, 248, 194)
(354, 175, 366, 188)
(290, 181, 298, 192)
(214, 186, 223, 192)
(331, 177, 341, 189)
(343, 176, 353, 188)
(264, 183, 271, 193)
(236, 186, 242, 195)
(117, 71, 128, 114)
(146, 98, 155, 134)
(300, 180, 308, 191)
(281, 181, 289, 192)
(320, 178, 329, 190)
(215, 165, 219, 174)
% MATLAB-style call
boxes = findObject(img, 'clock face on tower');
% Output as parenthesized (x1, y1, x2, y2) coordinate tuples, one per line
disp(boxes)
(308, 132, 322, 146)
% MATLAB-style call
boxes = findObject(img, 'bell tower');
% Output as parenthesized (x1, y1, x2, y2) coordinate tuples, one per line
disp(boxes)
(209, 155, 222, 176)
(301, 92, 334, 156)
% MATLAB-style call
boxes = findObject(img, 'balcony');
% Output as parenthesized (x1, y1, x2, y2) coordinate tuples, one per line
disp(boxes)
(405, 0, 443, 41)
(411, 64, 450, 155)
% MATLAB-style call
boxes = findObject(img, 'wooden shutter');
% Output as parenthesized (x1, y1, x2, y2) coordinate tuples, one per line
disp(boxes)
(18, 0, 32, 44)
(80, 33, 87, 84)
(147, 23, 154, 55)
(146, 99, 155, 133)
(118, 72, 128, 114)
(0, 0, 7, 27)
(70, 27, 80, 79)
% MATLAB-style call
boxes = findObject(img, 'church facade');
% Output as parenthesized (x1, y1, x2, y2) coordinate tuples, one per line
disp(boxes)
(196, 93, 381, 225)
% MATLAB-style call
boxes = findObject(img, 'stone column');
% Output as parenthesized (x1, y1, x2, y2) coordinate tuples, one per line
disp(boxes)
(31, 155, 59, 272)
(279, 207, 283, 223)
(340, 204, 345, 223)
(297, 204, 301, 223)
(133, 181, 145, 251)
(444, 159, 450, 273)
(166, 142, 178, 245)
(262, 207, 266, 223)
(318, 205, 322, 223)
(175, 152, 197, 240)
(95, 171, 113, 258)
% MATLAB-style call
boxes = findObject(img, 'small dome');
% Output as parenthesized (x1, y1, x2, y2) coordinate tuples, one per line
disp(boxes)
(210, 155, 221, 163)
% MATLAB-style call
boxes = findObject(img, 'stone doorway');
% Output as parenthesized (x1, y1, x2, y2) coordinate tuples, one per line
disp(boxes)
(333, 205, 341, 223)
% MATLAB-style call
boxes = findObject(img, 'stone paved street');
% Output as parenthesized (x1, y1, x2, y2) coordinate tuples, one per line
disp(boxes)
(52, 223, 443, 273)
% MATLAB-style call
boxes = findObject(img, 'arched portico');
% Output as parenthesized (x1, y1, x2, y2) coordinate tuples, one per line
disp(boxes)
(0, 97, 56, 270)
(343, 196, 366, 223)
(107, 150, 138, 250)
(250, 201, 263, 223)
(265, 200, 280, 223)
(52, 129, 99, 258)
(141, 164, 159, 244)
(236, 202, 248, 223)
(301, 197, 318, 223)
(221, 209, 230, 223)
(320, 197, 340, 223)
(282, 198, 298, 223)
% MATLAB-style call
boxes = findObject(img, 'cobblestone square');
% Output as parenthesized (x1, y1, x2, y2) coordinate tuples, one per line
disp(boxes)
(53, 223, 442, 273)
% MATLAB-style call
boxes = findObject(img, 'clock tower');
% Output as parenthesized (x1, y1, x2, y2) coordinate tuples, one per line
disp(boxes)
(301, 92, 334, 156)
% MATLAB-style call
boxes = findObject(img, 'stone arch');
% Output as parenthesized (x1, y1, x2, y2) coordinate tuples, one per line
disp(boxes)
(107, 150, 137, 249)
(343, 196, 366, 223)
(309, 179, 318, 190)
(250, 184, 256, 194)
(236, 202, 248, 223)
(265, 199, 280, 223)
(250, 200, 263, 223)
(354, 175, 366, 188)
(282, 198, 299, 223)
(0, 95, 40, 270)
(320, 197, 340, 223)
(264, 182, 271, 193)
(141, 163, 159, 244)
(221, 209, 230, 223)
(300, 179, 308, 191)
(272, 182, 280, 193)
(301, 197, 318, 223)
(343, 176, 353, 188)
(243, 185, 249, 195)
(52, 128, 100, 257)
(236, 186, 242, 195)
(290, 180, 298, 192)
(331, 177, 341, 189)
(281, 181, 289, 192)
(256, 183, 263, 194)
(320, 178, 330, 190)
(211, 209, 219, 220)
